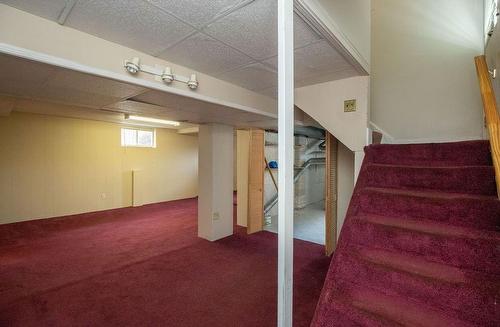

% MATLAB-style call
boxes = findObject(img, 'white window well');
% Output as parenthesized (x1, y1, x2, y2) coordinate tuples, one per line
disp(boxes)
(121, 128, 156, 148)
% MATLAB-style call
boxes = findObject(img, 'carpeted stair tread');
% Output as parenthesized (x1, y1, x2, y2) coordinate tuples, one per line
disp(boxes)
(333, 250, 499, 325)
(312, 140, 500, 327)
(312, 296, 401, 327)
(330, 279, 475, 327)
(353, 245, 498, 285)
(359, 187, 500, 231)
(366, 141, 492, 167)
(345, 216, 500, 274)
(365, 164, 496, 195)
(355, 213, 500, 241)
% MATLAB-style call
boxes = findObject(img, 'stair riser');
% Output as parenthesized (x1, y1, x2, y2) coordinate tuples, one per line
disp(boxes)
(358, 190, 500, 231)
(365, 165, 497, 196)
(335, 253, 498, 325)
(332, 279, 473, 327)
(313, 300, 392, 327)
(343, 221, 500, 274)
(367, 141, 493, 167)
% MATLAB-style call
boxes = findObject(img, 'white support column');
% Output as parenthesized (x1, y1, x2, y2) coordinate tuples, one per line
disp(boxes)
(198, 123, 234, 241)
(277, 0, 294, 326)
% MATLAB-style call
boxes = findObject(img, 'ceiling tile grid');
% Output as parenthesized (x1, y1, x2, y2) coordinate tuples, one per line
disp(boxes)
(145, 0, 246, 28)
(217, 62, 277, 92)
(2, 0, 361, 98)
(156, 32, 255, 76)
(0, 0, 67, 21)
(203, 1, 321, 60)
(64, 0, 195, 55)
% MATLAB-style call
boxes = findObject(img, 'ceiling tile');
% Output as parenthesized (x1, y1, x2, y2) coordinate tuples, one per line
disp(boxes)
(0, 54, 57, 85)
(65, 0, 195, 55)
(294, 40, 357, 85)
(204, 0, 320, 60)
(1, 0, 66, 21)
(258, 86, 278, 99)
(146, 0, 244, 28)
(157, 33, 254, 76)
(218, 63, 277, 91)
(46, 70, 146, 100)
(104, 100, 177, 116)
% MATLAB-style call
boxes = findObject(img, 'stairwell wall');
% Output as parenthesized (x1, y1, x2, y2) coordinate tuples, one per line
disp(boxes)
(371, 0, 484, 143)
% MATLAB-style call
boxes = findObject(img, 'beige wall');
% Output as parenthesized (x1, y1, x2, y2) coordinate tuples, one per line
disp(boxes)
(485, 8, 500, 125)
(0, 111, 198, 224)
(371, 0, 484, 143)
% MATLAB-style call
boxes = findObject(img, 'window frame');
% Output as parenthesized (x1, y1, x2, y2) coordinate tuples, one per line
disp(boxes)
(120, 127, 156, 148)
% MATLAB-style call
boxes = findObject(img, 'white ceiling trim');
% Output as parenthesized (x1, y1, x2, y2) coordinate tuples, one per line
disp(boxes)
(0, 42, 277, 119)
(294, 0, 370, 74)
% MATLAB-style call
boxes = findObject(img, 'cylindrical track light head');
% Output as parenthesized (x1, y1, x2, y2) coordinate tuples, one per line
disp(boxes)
(124, 57, 140, 74)
(161, 67, 174, 83)
(187, 74, 198, 90)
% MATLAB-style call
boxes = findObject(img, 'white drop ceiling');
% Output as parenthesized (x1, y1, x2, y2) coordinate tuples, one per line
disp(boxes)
(1, 0, 360, 96)
(0, 53, 273, 128)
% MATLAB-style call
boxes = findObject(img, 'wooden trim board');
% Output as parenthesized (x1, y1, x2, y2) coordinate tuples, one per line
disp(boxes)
(247, 129, 265, 234)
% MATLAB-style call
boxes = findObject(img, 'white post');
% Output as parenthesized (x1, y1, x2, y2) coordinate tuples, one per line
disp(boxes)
(198, 123, 234, 241)
(277, 0, 294, 326)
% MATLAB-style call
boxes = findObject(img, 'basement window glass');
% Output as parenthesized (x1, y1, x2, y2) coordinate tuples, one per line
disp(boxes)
(121, 128, 156, 148)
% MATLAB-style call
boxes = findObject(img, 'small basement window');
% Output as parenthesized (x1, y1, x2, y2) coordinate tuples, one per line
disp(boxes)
(121, 128, 156, 148)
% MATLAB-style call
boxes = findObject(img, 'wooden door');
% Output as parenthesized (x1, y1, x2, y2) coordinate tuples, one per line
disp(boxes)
(247, 129, 265, 234)
(324, 132, 338, 255)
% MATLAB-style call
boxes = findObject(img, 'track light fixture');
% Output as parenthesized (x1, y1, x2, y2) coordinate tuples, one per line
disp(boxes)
(123, 57, 199, 90)
(124, 57, 140, 74)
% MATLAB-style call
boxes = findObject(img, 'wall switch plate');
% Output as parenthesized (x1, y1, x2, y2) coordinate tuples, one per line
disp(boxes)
(344, 99, 357, 112)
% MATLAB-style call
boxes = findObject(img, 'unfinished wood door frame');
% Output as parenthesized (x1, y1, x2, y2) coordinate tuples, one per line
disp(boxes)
(247, 129, 265, 234)
(325, 132, 338, 256)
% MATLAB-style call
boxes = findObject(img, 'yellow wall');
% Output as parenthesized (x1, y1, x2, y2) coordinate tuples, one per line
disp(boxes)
(0, 112, 198, 224)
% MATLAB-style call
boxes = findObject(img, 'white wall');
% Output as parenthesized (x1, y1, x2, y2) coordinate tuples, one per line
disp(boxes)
(295, 76, 370, 152)
(236, 130, 250, 227)
(371, 0, 485, 143)
(317, 0, 371, 67)
(337, 141, 355, 237)
(0, 111, 198, 224)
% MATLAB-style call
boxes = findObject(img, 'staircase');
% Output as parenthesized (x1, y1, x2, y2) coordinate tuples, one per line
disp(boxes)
(311, 140, 500, 327)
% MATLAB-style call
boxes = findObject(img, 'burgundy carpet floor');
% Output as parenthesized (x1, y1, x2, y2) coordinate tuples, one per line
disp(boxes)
(0, 198, 330, 326)
(312, 140, 500, 326)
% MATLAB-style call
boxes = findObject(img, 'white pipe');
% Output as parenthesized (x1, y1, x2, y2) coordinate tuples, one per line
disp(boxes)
(277, 0, 294, 326)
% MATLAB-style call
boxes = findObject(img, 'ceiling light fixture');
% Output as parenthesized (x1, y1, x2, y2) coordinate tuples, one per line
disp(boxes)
(161, 67, 175, 84)
(124, 57, 140, 74)
(124, 114, 180, 126)
(187, 74, 199, 90)
(122, 58, 200, 90)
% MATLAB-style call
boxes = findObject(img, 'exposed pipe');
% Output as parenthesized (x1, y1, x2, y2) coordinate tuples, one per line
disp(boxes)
(263, 157, 325, 215)
(266, 126, 326, 140)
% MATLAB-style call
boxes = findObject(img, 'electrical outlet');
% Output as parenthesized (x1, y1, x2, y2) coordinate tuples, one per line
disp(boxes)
(101, 193, 107, 199)
(212, 212, 220, 221)
(344, 99, 357, 112)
